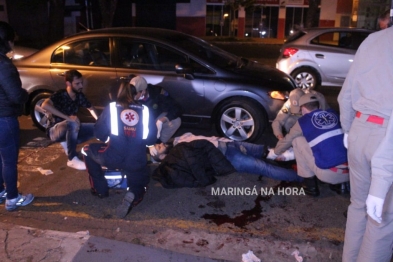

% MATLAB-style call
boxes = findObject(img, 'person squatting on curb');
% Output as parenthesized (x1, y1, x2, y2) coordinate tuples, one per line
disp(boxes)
(338, 25, 393, 262)
(42, 69, 98, 170)
(129, 76, 182, 157)
(0, 21, 34, 211)
(268, 93, 349, 197)
(82, 81, 157, 218)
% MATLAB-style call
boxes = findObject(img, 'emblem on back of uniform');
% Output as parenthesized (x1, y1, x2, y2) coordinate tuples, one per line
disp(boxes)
(120, 109, 139, 126)
(311, 111, 338, 129)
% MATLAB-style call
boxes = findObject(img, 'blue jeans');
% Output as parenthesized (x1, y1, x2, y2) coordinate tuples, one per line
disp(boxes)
(49, 120, 94, 160)
(0, 117, 20, 199)
(224, 141, 302, 182)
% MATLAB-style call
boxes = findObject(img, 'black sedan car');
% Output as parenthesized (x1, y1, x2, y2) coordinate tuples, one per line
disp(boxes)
(15, 27, 295, 142)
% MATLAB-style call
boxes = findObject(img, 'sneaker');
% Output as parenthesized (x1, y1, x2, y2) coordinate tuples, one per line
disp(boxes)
(67, 156, 86, 170)
(6, 194, 34, 211)
(60, 141, 68, 155)
(116, 191, 135, 218)
(0, 189, 6, 204)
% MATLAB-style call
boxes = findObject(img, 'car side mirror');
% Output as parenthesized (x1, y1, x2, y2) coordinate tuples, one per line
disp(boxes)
(175, 63, 194, 80)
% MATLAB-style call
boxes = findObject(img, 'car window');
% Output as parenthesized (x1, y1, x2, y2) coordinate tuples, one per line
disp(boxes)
(52, 39, 110, 66)
(310, 31, 369, 50)
(285, 30, 307, 43)
(116, 39, 188, 71)
(172, 36, 239, 70)
(189, 58, 215, 74)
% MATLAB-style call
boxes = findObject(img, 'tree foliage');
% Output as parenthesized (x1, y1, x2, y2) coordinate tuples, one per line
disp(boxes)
(48, 0, 65, 44)
(224, 0, 256, 10)
(306, 0, 321, 28)
(98, 0, 118, 28)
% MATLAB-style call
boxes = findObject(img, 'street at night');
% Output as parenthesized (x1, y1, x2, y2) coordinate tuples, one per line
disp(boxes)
(6, 69, 347, 261)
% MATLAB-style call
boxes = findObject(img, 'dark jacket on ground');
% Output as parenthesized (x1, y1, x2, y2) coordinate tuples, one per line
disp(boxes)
(152, 139, 236, 188)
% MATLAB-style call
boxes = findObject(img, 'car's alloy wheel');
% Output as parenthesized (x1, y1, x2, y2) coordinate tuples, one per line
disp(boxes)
(30, 93, 51, 132)
(291, 67, 319, 90)
(217, 99, 265, 142)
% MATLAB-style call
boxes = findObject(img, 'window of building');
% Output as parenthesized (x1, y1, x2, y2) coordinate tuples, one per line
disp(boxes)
(244, 6, 278, 38)
(285, 7, 319, 37)
(206, 5, 232, 36)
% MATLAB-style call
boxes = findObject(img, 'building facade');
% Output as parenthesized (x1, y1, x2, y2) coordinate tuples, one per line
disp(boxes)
(0, 0, 391, 49)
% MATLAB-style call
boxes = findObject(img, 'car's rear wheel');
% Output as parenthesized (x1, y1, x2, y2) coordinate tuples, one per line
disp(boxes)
(291, 67, 320, 90)
(30, 92, 51, 132)
(216, 99, 266, 142)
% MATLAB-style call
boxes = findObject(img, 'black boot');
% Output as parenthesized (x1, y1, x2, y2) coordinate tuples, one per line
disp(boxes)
(329, 182, 350, 194)
(302, 177, 320, 197)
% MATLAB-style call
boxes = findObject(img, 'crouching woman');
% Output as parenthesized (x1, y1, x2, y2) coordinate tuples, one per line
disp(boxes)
(82, 81, 157, 218)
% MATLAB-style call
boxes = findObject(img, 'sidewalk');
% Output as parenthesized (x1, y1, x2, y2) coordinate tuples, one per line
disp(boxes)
(0, 222, 219, 262)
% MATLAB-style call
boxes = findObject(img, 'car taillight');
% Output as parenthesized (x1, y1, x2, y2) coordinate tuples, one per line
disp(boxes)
(282, 47, 298, 58)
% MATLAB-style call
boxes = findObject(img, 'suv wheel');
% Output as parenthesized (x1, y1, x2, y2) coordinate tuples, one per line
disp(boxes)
(291, 67, 320, 90)
(30, 93, 51, 132)
(216, 99, 266, 142)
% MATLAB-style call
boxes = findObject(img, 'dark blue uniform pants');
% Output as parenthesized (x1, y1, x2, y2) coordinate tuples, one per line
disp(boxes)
(83, 143, 150, 200)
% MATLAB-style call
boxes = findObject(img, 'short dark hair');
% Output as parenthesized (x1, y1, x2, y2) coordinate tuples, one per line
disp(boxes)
(379, 10, 390, 20)
(302, 101, 319, 111)
(151, 143, 173, 162)
(65, 70, 82, 83)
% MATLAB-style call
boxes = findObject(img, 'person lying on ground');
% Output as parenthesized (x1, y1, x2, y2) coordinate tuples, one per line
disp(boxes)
(151, 132, 302, 188)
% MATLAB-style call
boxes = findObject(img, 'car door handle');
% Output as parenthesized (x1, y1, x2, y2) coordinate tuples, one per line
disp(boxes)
(315, 54, 324, 59)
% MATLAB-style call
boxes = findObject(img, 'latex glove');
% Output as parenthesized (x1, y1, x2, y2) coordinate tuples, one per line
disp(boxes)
(266, 148, 278, 160)
(148, 145, 158, 156)
(366, 194, 384, 223)
(343, 133, 348, 149)
(156, 120, 163, 139)
(280, 147, 295, 161)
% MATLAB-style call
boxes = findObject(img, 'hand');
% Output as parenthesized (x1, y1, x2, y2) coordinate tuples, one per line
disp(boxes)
(366, 194, 384, 223)
(148, 145, 158, 156)
(276, 134, 284, 140)
(343, 133, 348, 149)
(266, 148, 278, 160)
(156, 120, 163, 139)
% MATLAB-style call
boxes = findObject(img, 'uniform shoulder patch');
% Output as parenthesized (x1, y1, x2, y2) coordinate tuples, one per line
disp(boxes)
(282, 108, 289, 114)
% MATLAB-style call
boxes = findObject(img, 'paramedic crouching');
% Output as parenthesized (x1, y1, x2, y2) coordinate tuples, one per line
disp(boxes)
(82, 81, 157, 218)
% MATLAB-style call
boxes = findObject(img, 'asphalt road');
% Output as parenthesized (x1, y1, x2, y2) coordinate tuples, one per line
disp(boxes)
(4, 43, 348, 262)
